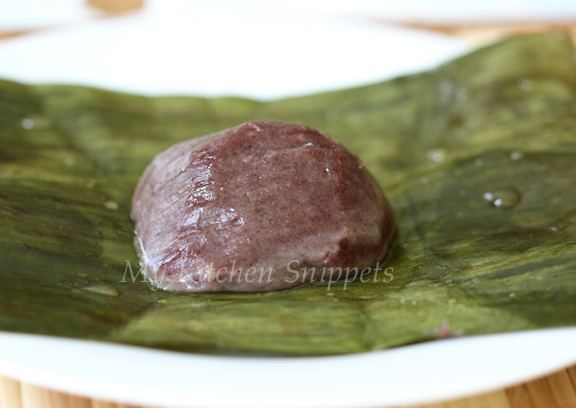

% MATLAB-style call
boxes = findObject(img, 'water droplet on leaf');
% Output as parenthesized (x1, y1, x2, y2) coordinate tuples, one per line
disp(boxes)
(510, 150, 523, 161)
(427, 149, 445, 163)
(21, 117, 35, 130)
(104, 200, 119, 210)
(483, 188, 521, 209)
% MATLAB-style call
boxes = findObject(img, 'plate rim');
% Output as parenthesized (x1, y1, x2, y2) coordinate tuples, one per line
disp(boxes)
(1, 328, 575, 407)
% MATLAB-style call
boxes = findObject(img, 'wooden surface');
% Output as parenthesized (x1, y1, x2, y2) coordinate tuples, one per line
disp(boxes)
(1, 13, 575, 408)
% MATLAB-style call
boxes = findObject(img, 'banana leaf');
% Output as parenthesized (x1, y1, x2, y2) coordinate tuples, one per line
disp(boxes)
(0, 32, 575, 355)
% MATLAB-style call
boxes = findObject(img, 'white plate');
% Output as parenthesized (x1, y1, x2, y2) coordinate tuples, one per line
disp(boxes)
(0, 0, 468, 99)
(0, 2, 574, 407)
(1, 329, 575, 407)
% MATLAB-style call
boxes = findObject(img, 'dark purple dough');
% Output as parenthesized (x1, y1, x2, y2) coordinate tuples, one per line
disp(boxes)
(132, 121, 395, 292)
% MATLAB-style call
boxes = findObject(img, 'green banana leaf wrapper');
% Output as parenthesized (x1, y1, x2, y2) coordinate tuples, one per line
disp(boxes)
(0, 32, 575, 355)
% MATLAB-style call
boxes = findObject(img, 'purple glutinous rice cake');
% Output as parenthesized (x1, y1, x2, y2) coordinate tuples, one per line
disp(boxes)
(131, 121, 395, 292)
